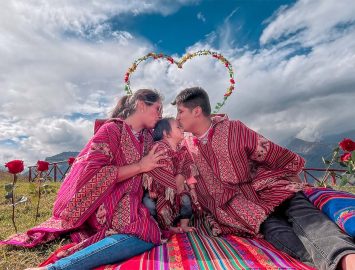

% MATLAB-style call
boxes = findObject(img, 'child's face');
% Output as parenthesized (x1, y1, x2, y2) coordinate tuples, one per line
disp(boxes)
(168, 119, 184, 142)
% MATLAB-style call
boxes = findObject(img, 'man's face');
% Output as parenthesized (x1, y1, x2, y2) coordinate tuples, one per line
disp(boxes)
(176, 104, 195, 132)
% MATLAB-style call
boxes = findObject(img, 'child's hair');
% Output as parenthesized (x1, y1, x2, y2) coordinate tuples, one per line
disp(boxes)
(153, 117, 175, 141)
(171, 87, 211, 116)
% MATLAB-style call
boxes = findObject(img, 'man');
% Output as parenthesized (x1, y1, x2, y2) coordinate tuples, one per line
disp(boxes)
(172, 87, 355, 270)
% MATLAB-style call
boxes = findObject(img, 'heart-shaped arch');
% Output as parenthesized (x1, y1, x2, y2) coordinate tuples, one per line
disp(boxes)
(123, 50, 236, 113)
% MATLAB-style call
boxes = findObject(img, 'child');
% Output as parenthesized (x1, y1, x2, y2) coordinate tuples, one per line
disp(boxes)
(143, 117, 201, 233)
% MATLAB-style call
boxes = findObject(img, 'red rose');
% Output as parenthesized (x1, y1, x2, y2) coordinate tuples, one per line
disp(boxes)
(339, 138, 355, 152)
(225, 63, 229, 67)
(37, 160, 49, 172)
(230, 79, 235, 84)
(340, 153, 352, 162)
(68, 157, 76, 166)
(5, 160, 24, 174)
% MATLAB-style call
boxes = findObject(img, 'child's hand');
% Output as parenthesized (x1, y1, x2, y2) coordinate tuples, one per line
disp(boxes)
(149, 190, 158, 199)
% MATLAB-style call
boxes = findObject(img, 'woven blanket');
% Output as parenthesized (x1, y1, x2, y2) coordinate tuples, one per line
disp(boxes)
(304, 187, 355, 237)
(95, 232, 314, 270)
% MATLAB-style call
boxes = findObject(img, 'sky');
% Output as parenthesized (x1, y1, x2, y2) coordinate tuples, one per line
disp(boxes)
(1, 0, 355, 166)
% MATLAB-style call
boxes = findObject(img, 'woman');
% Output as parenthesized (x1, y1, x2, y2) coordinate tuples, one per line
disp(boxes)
(3, 89, 167, 269)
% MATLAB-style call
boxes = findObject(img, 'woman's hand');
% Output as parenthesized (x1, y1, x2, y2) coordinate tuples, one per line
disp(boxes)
(139, 144, 167, 173)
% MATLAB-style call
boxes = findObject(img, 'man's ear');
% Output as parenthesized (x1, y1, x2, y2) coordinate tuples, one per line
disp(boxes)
(192, 106, 202, 117)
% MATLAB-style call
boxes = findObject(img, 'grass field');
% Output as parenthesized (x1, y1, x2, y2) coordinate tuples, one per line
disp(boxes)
(0, 173, 69, 270)
(0, 171, 354, 269)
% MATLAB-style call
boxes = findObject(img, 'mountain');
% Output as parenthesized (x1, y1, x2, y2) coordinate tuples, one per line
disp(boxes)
(287, 130, 355, 183)
(44, 151, 79, 181)
(323, 129, 355, 144)
(45, 151, 79, 163)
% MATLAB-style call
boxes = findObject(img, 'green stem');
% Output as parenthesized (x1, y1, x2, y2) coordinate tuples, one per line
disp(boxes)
(321, 151, 338, 187)
(35, 172, 42, 222)
(11, 174, 18, 233)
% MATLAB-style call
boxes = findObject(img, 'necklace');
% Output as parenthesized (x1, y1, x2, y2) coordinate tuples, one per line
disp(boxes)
(197, 123, 213, 144)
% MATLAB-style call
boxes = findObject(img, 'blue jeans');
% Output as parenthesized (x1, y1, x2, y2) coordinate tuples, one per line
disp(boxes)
(47, 234, 154, 270)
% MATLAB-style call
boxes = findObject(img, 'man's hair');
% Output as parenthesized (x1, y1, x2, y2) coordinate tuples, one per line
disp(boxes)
(171, 87, 211, 116)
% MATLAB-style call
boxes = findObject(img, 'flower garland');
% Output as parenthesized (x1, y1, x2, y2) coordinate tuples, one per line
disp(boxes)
(123, 50, 235, 113)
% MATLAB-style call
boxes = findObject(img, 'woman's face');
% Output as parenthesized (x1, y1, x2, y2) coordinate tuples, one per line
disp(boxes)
(168, 119, 184, 143)
(142, 101, 163, 129)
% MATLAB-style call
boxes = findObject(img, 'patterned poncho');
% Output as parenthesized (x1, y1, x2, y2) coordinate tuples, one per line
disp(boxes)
(185, 115, 306, 237)
(143, 141, 198, 230)
(1, 119, 162, 256)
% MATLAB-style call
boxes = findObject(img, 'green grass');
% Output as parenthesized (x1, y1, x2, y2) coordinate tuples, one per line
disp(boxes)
(0, 173, 69, 270)
(0, 171, 354, 269)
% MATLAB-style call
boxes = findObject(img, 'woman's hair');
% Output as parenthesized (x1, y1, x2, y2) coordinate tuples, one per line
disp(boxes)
(111, 89, 162, 119)
(153, 117, 175, 141)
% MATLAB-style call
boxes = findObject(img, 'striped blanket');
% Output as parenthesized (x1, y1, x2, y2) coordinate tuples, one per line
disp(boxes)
(95, 233, 314, 270)
(95, 217, 315, 270)
(304, 187, 355, 237)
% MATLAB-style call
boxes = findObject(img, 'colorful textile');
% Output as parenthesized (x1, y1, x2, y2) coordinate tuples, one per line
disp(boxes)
(184, 115, 307, 237)
(143, 141, 199, 230)
(304, 187, 355, 237)
(94, 232, 314, 270)
(0, 119, 162, 256)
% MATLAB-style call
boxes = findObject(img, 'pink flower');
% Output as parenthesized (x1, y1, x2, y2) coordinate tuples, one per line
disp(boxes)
(340, 153, 352, 162)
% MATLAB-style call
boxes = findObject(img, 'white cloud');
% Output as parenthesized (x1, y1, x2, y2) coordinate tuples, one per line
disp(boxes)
(260, 0, 355, 46)
(1, 0, 355, 167)
(0, 0, 197, 165)
(197, 12, 206, 22)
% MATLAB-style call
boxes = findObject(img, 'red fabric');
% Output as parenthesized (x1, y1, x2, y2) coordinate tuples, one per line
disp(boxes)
(39, 243, 76, 266)
(143, 141, 199, 230)
(1, 119, 161, 256)
(185, 115, 307, 237)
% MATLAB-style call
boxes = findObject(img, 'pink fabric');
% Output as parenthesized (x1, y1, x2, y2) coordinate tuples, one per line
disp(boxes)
(0, 119, 162, 256)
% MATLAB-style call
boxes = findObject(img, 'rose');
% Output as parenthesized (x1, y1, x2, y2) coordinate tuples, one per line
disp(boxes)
(67, 157, 76, 166)
(340, 153, 352, 162)
(339, 138, 355, 152)
(37, 160, 49, 172)
(5, 160, 24, 174)
(4, 159, 24, 233)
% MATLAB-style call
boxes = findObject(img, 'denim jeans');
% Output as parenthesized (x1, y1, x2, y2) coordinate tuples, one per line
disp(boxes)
(47, 234, 154, 270)
(143, 191, 192, 223)
(261, 191, 355, 270)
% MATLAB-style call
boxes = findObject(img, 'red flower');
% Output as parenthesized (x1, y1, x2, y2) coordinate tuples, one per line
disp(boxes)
(339, 138, 355, 152)
(67, 157, 76, 166)
(167, 57, 174, 64)
(37, 160, 49, 172)
(225, 62, 229, 67)
(230, 79, 235, 84)
(340, 153, 352, 162)
(5, 160, 24, 174)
